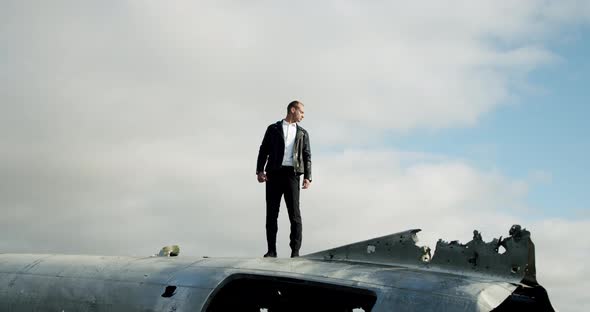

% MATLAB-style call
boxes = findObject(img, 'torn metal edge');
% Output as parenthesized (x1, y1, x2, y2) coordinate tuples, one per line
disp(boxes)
(303, 225, 537, 285)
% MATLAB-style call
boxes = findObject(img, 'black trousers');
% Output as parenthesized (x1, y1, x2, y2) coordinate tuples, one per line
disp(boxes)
(265, 166, 302, 253)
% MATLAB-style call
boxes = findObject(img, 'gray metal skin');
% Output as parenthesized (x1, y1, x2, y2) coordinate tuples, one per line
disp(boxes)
(0, 225, 551, 311)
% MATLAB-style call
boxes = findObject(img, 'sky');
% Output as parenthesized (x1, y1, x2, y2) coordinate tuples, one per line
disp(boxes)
(1, 1, 589, 311)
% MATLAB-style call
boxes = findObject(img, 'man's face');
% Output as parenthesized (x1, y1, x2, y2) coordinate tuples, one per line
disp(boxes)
(293, 104, 305, 122)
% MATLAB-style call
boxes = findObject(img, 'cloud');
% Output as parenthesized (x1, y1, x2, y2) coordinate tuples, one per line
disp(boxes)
(1, 145, 585, 310)
(2, 1, 586, 144)
(1, 1, 589, 311)
(532, 219, 590, 312)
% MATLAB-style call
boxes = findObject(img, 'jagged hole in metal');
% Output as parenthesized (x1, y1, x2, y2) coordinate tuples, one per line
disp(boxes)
(161, 285, 177, 298)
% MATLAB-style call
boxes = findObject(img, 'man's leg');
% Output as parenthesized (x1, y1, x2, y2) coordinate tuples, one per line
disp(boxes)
(265, 171, 283, 256)
(284, 170, 302, 257)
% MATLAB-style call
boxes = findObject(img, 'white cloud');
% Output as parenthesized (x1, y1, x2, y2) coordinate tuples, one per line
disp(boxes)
(1, 144, 585, 310)
(2, 0, 587, 144)
(532, 219, 590, 312)
(1, 1, 589, 311)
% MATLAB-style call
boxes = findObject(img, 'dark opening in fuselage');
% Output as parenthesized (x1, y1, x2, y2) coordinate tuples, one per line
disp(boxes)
(203, 274, 377, 312)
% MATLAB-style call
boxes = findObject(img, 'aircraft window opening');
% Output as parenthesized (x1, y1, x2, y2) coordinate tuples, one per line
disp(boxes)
(204, 274, 377, 312)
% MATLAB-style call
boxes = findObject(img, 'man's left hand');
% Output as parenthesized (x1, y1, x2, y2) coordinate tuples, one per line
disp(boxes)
(302, 179, 311, 189)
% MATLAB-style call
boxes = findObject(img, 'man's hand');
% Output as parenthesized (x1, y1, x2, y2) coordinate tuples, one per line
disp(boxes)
(257, 172, 267, 183)
(302, 179, 311, 189)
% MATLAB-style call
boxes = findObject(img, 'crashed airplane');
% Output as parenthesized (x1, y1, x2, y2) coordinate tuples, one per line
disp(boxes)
(0, 225, 553, 311)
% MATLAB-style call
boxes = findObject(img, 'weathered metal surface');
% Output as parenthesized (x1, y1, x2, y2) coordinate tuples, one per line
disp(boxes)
(430, 225, 537, 284)
(303, 225, 535, 284)
(0, 254, 211, 311)
(0, 254, 516, 311)
(225, 257, 518, 311)
(0, 225, 552, 311)
(303, 229, 431, 266)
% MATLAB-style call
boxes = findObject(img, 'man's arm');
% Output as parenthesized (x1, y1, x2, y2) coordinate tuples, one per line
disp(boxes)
(302, 130, 312, 184)
(256, 126, 271, 182)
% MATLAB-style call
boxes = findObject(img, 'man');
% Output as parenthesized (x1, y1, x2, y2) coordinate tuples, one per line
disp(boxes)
(256, 100, 312, 258)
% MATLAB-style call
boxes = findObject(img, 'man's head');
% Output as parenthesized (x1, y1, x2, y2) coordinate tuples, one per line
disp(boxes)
(287, 100, 305, 123)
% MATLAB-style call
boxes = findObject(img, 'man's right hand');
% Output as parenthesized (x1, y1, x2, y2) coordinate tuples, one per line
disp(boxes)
(257, 172, 267, 183)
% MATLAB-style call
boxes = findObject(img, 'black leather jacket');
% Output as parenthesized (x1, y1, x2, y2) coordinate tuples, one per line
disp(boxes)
(256, 121, 312, 181)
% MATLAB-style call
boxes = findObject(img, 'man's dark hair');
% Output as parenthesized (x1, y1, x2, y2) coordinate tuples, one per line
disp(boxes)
(287, 100, 303, 113)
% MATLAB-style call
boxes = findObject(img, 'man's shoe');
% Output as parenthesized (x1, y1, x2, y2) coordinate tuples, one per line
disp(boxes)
(290, 250, 299, 258)
(263, 251, 277, 258)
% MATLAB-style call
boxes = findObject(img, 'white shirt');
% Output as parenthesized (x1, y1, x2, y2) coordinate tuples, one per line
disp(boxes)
(281, 119, 297, 166)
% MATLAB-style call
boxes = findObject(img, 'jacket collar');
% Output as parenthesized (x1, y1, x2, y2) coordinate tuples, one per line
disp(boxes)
(276, 120, 303, 138)
(275, 120, 284, 138)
